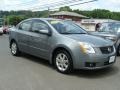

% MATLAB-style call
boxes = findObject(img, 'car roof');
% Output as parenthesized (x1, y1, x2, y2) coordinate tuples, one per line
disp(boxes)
(26, 18, 61, 21)
(102, 22, 120, 25)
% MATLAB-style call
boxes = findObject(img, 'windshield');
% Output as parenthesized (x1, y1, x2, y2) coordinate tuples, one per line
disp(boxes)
(48, 20, 87, 34)
(99, 23, 120, 32)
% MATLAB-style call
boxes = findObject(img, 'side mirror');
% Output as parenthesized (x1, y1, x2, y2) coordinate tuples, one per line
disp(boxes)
(39, 30, 51, 36)
(117, 28, 120, 33)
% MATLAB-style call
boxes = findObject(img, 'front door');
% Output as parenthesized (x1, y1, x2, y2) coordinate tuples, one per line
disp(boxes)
(28, 20, 51, 59)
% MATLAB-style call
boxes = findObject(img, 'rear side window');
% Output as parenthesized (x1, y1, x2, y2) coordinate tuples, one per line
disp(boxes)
(19, 20, 32, 31)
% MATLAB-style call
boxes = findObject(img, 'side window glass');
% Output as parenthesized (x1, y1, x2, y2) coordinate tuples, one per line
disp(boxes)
(32, 20, 49, 33)
(99, 26, 105, 32)
(99, 24, 107, 32)
(19, 21, 31, 31)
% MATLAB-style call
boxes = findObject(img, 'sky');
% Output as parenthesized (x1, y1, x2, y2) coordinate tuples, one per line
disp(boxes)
(0, 0, 119, 11)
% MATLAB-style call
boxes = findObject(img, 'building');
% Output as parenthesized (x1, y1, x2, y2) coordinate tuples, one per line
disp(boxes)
(50, 11, 88, 23)
(81, 19, 118, 31)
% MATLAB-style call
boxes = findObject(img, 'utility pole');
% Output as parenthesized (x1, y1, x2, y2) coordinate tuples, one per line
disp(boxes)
(3, 15, 6, 26)
(48, 7, 50, 18)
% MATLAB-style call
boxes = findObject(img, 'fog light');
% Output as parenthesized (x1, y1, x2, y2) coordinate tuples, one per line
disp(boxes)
(85, 62, 96, 67)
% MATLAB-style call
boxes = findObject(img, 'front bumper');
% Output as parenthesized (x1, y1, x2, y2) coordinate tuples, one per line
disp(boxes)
(74, 54, 116, 70)
(81, 63, 114, 70)
(72, 47, 116, 70)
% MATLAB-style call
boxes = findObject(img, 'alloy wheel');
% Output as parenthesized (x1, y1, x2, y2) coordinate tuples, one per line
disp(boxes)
(11, 42, 17, 55)
(56, 53, 69, 72)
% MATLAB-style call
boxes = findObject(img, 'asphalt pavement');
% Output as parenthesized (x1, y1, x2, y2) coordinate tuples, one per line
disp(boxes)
(0, 35, 120, 90)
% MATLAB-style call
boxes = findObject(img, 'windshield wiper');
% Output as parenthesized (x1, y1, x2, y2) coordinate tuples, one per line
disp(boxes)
(60, 33, 72, 34)
(77, 33, 87, 34)
(61, 33, 86, 34)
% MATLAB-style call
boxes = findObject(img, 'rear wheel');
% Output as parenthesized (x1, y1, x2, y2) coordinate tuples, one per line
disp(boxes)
(54, 50, 73, 74)
(10, 41, 20, 56)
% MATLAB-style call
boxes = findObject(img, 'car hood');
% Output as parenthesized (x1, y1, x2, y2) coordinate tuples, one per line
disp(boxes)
(64, 34, 113, 47)
(90, 32, 117, 38)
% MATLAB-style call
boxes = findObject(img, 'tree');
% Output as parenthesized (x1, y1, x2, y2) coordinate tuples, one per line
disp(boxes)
(59, 6, 72, 11)
(6, 15, 26, 26)
(0, 9, 120, 21)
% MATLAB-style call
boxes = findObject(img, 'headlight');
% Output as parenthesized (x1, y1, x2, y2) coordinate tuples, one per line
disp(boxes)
(105, 37, 117, 42)
(79, 42, 95, 54)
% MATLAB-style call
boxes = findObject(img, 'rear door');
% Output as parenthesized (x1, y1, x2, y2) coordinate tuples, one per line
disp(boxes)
(17, 20, 32, 53)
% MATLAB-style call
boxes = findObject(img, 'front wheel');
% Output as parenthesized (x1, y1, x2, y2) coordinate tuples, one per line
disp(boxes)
(10, 41, 20, 56)
(117, 44, 120, 56)
(54, 50, 73, 74)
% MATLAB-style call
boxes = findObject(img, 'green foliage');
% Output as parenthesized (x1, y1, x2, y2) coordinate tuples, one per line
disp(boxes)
(59, 6, 120, 20)
(0, 10, 50, 25)
(59, 6, 72, 11)
(73, 9, 120, 20)
(0, 10, 50, 18)
(6, 15, 26, 25)
(0, 6, 120, 26)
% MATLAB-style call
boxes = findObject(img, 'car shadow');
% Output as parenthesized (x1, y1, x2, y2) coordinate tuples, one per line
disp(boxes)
(21, 53, 53, 68)
(71, 66, 119, 79)
(20, 53, 119, 78)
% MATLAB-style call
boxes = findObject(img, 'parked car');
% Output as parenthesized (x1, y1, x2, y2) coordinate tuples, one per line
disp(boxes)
(3, 26, 12, 34)
(0, 27, 3, 35)
(9, 18, 116, 74)
(90, 22, 120, 56)
(3, 26, 8, 34)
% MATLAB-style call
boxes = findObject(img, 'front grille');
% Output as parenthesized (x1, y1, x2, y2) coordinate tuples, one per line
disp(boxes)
(100, 46, 113, 54)
(104, 61, 110, 65)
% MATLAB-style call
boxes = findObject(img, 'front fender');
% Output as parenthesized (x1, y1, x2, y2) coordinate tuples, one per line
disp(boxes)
(49, 44, 75, 65)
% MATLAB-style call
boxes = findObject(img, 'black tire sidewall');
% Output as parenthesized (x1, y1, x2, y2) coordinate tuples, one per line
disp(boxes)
(117, 44, 120, 56)
(54, 50, 73, 74)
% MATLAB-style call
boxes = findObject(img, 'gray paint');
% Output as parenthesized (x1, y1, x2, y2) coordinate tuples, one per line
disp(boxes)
(90, 22, 120, 49)
(9, 18, 116, 69)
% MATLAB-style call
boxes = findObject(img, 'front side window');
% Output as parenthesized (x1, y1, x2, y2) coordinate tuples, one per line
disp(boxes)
(32, 20, 49, 33)
(19, 20, 32, 31)
(48, 20, 87, 34)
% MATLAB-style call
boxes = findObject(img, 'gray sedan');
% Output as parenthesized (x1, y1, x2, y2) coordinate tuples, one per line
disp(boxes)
(9, 18, 116, 74)
(90, 22, 120, 56)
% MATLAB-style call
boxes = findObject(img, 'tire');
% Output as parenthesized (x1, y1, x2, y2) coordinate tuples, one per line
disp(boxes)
(54, 50, 73, 74)
(10, 41, 20, 56)
(0, 33, 3, 35)
(117, 44, 120, 56)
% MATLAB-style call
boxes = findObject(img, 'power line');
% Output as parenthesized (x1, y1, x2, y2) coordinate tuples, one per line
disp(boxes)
(2, 0, 74, 8)
(30, 0, 98, 11)
(69, 0, 98, 6)
(29, 0, 83, 10)
(50, 0, 98, 10)
(0, 0, 98, 11)
(1, 0, 78, 10)
(26, 0, 81, 10)
(0, 0, 54, 9)
(6, 0, 83, 10)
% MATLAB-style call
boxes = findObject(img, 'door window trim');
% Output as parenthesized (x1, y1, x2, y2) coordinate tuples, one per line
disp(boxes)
(31, 19, 51, 34)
